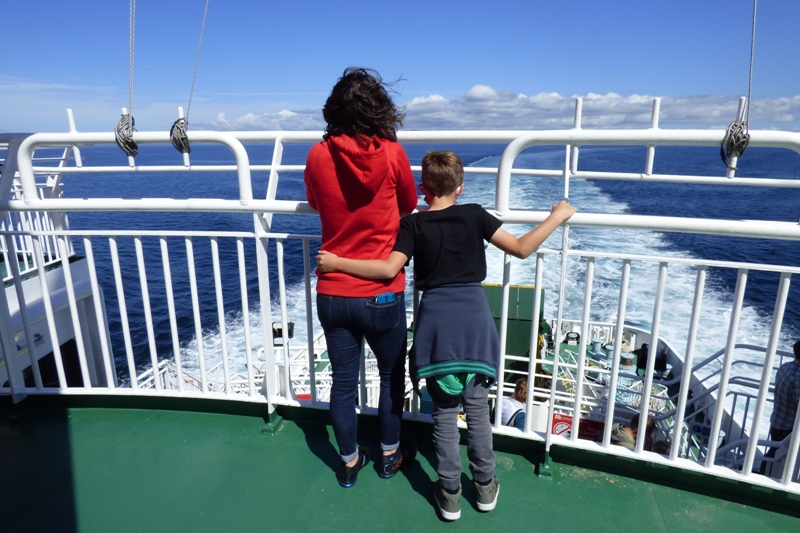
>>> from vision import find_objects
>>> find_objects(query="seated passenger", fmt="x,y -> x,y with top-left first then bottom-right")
611,414 -> 655,450
501,378 -> 528,430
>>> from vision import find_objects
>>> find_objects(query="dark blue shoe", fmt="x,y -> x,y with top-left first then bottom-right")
337,448 -> 370,488
379,442 -> 417,479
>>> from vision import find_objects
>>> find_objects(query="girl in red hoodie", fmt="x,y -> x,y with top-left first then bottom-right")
304,68 -> 418,487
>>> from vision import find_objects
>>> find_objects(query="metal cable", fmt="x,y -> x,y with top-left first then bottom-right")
171,0 -> 210,154
746,0 -> 757,124
187,0 -> 209,121
115,0 -> 138,157
720,0 -> 757,170
128,0 -> 135,118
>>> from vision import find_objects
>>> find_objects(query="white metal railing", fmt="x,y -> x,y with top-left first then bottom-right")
1,143 -> 72,282
2,104 -> 800,494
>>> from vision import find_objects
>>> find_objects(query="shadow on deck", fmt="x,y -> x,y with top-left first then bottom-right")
1,396 -> 798,532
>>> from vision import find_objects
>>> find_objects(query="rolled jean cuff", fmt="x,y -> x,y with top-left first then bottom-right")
341,449 -> 359,463
381,441 -> 400,452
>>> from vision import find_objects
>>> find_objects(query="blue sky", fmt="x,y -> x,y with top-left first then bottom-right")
2,0 -> 800,132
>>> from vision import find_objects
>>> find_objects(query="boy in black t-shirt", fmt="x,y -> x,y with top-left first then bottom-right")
317,150 -> 575,520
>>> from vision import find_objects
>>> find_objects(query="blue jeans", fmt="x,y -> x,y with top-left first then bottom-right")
317,292 -> 407,463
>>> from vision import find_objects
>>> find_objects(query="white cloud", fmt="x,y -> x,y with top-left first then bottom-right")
4,77 -> 800,133
201,109 -> 325,131
192,88 -> 800,132
399,88 -> 800,131
407,94 -> 448,106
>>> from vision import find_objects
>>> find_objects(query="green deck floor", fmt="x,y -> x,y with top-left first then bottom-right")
1,402 -> 798,532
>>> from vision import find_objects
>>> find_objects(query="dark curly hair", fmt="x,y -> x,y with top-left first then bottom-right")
322,67 -> 405,141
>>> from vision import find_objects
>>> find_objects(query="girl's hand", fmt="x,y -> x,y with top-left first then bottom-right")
316,250 -> 339,273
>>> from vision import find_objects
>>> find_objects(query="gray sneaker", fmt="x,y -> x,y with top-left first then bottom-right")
434,482 -> 461,521
475,476 -> 499,512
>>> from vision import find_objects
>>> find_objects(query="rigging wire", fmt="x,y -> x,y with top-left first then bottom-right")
116,0 -> 138,157
721,0 -> 757,170
171,0 -> 210,154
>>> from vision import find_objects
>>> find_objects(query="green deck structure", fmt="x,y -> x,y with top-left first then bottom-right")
2,398 -> 798,532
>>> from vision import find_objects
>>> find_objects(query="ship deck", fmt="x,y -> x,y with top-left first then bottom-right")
2,399 -> 798,532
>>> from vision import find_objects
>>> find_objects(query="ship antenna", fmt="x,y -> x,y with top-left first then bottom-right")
115,0 -> 139,158
721,0 -> 757,174
171,0 -> 211,155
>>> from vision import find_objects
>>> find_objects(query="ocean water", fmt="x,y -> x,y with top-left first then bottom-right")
60,141 -> 800,380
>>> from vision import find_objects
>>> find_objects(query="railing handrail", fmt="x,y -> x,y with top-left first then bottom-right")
5,131 -> 800,244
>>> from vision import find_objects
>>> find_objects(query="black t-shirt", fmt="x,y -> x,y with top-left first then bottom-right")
393,203 -> 502,291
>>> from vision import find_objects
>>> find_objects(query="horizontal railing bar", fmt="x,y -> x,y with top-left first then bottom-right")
17,131 -> 254,204
487,128 -> 800,151
30,164 -> 496,177
495,129 -> 800,213
4,198 -> 800,242
29,164 -> 306,174
1,198 -> 316,213
569,171 -> 800,187
556,250 -> 800,275
31,163 -> 800,189
0,229 -> 322,240
494,243 -> 800,275
27,128 -> 796,147
501,213 -> 800,241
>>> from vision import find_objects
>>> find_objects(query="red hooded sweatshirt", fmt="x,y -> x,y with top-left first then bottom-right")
304,134 -> 418,297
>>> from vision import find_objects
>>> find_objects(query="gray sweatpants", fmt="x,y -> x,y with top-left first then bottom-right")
428,376 -> 496,491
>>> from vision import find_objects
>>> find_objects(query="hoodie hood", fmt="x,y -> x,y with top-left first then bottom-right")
328,134 -> 389,195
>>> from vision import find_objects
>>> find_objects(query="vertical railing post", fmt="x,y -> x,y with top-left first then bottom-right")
635,261 -> 668,453
276,239 -> 293,399
495,253 -> 512,427
4,233 -> 44,390
602,259 -> 631,446
186,237 -> 207,393
263,136 -> 285,228
0,236 -> 29,399
671,266 -> 707,460
706,268 -> 748,464
84,236 -> 116,388
254,217 -> 276,406
570,257 -> 595,442
303,238 -> 317,404
32,235 -> 66,389
109,237 -> 138,388
135,236 -> 160,391
57,235 -> 91,387
743,272 -> 791,475
523,253 -> 545,433
160,235 -> 183,392
237,237 -> 256,397
553,144 -> 572,375
570,98 -> 582,174
725,97 -> 748,178
211,237 -> 232,393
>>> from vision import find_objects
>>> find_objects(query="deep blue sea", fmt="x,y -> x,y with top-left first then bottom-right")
58,141 -> 800,379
